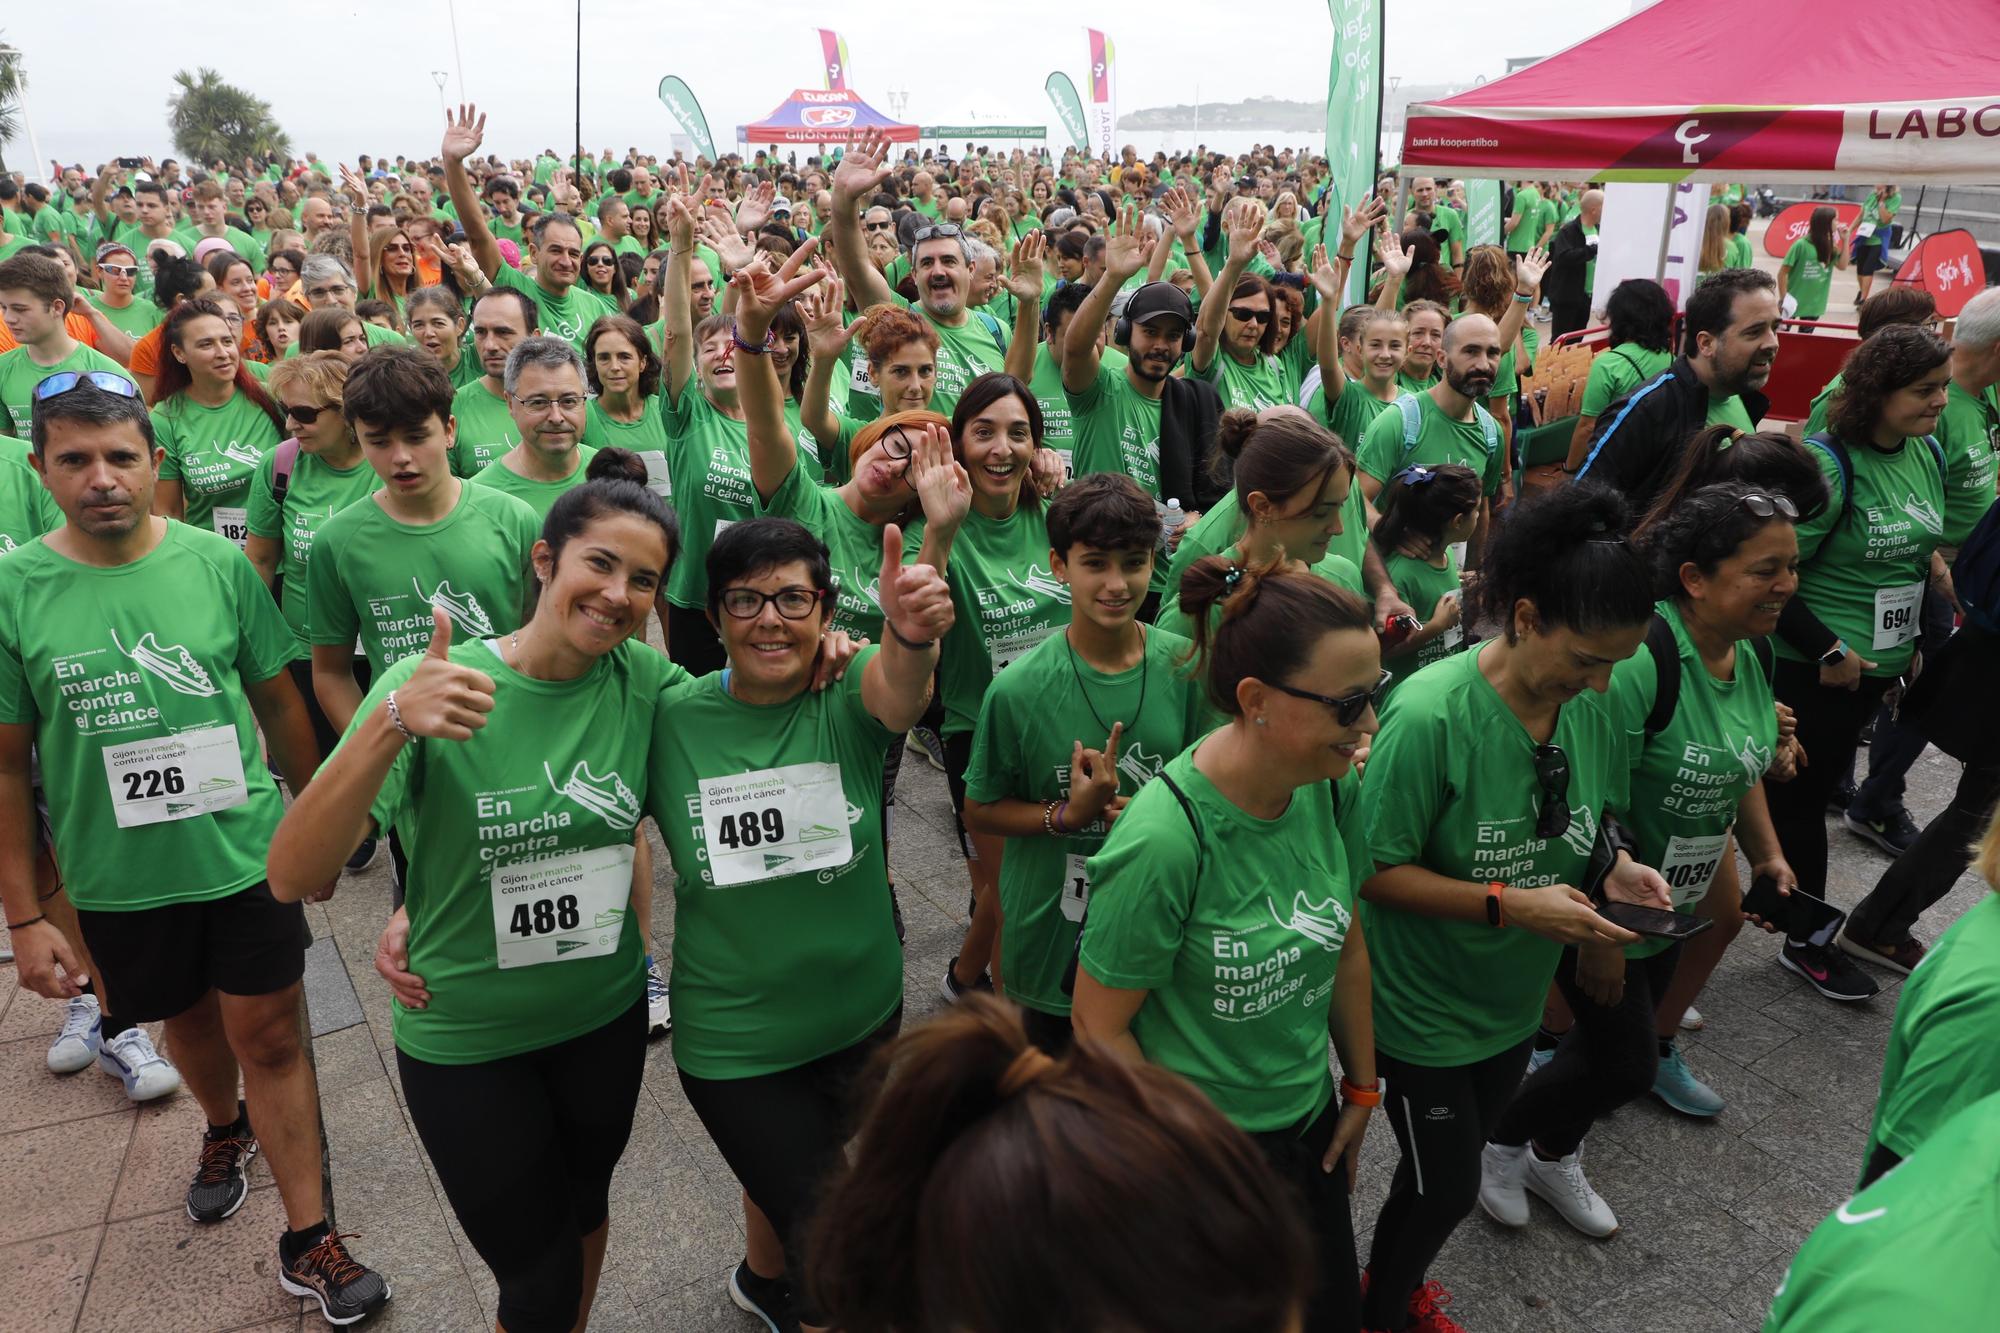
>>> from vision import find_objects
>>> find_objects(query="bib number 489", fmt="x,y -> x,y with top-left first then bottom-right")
711,807 -> 785,850
508,893 -> 581,939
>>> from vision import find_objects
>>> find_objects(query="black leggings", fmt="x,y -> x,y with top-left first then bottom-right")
677,1009 -> 903,1326
1765,658 -> 1893,912
1250,1100 -> 1359,1333
1491,944 -> 1682,1156
1849,759 -> 2000,946
664,601 -> 726,676
1363,1039 -> 1533,1331
397,1000 -> 646,1333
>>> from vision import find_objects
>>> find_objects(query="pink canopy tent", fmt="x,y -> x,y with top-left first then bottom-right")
737,88 -> 919,145
1401,0 -> 2000,183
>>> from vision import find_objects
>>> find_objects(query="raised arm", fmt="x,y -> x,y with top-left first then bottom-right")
861,523 -> 952,732
339,166 -> 374,294
1309,244 -> 1349,405
797,274 -> 855,448
1002,230 -> 1045,383
729,239 -> 828,501
1063,201 -> 1155,394
1372,224 -> 1411,311
661,194 -> 699,400
1192,198 -> 1265,373
1493,247 -> 1549,359
440,105 -> 502,280
826,131 -> 897,310
1164,186 -> 1215,302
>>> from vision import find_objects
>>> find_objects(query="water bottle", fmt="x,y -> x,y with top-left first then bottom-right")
1160,497 -> 1183,552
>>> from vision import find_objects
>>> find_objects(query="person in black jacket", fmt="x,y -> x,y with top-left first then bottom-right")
1544,189 -> 1603,341
1573,268 -> 1778,521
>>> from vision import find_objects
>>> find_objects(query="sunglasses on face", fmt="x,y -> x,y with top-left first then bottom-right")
863,220 -> 894,232
284,401 -> 330,424
34,370 -> 141,402
1228,306 -> 1272,325
1267,669 -> 1392,728
718,586 -> 824,620
1533,743 -> 1572,840
100,263 -> 138,279
587,254 -> 617,266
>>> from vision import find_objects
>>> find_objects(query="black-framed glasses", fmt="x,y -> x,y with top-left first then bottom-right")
718,586 -> 826,620
34,370 -> 140,402
1740,492 -> 1798,519
863,219 -> 894,232
878,426 -> 917,463
1267,670 -> 1391,727
1532,743 -> 1572,840
283,402 -> 330,424
1227,306 -> 1272,325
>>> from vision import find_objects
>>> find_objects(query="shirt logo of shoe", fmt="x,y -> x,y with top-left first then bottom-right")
1269,890 -> 1351,950
1116,738 -> 1165,789
110,629 -> 219,697
417,578 -> 495,637
1558,806 -> 1597,858
544,760 -> 640,830
1010,563 -> 1073,604
218,440 -> 265,469
1733,733 -> 1773,782
846,800 -> 865,825
798,822 -> 840,843
1900,493 -> 1943,535
0,533 -> 16,554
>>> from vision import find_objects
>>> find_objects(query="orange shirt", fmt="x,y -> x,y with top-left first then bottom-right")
0,313 -> 98,353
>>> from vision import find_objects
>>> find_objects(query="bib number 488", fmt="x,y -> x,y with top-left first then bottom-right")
508,894 -> 581,938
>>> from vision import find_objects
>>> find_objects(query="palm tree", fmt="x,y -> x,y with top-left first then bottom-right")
0,36 -> 25,176
168,67 -> 291,166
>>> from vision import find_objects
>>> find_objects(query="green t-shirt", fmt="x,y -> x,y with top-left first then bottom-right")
583,395 -> 672,499
0,342 -> 126,439
1426,204 -> 1465,259
93,295 -> 163,341
1357,392 -> 1505,496
1504,185 -> 1543,253
152,391 -> 284,545
245,446 -> 379,654
1763,1090 -> 2000,1333
1310,377 -> 1395,571
643,654 -> 902,1078
1863,893 -> 2000,1168
1380,550 -> 1465,698
759,464 -> 892,641
449,380 -> 521,478
1604,601 -> 1776,959
1855,191 -> 1901,250
471,446 -> 597,521
1934,378 -> 2000,547
1167,486 -> 1370,610
0,439 -> 61,554
1081,751 -> 1364,1132
1803,374 -> 1841,439
0,523 -> 297,910
916,503 -> 1073,737
1579,344 -> 1672,419
1028,344 -> 1078,470
1777,434 -> 1946,677
963,625 -> 1206,1016
343,638 -> 679,1064
1198,347 -> 1299,413
1068,362 -> 1164,499
1726,232 -> 1755,270
170,225 -> 266,274
1783,238 -> 1838,321
661,378 -> 753,609
306,482 -> 539,676
493,263 -> 616,355
1707,393 -> 1757,434
1360,646 -> 1630,1065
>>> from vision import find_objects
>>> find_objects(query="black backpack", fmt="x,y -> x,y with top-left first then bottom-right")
1641,613 -> 1775,739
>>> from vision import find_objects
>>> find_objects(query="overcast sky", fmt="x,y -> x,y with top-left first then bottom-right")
4,1 -> 1632,169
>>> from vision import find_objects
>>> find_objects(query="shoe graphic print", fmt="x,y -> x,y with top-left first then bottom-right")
544,760 -> 640,830
110,630 -> 218,697
418,578 -> 495,637
1116,738 -> 1165,789
1558,807 -> 1597,858
1269,890 -> 1352,950
218,440 -> 266,470
1733,733 -> 1774,782
1010,563 -> 1073,604
1900,493 -> 1943,534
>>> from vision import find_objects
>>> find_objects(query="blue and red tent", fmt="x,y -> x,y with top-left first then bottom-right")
737,88 -> 919,145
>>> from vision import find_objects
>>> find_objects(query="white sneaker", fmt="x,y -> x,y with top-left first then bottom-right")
1679,1004 -> 1705,1031
1477,1142 -> 1531,1227
48,994 -> 102,1074
645,960 -> 672,1036
1524,1146 -> 1619,1237
97,1026 -> 182,1102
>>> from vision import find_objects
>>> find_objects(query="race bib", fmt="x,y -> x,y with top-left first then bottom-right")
699,761 -> 853,886
1657,832 -> 1729,910
1055,448 -> 1074,478
213,506 -> 249,548
638,450 -> 671,499
988,624 -> 1056,674
1061,852 -> 1090,923
491,843 -> 634,969
1872,581 -> 1922,651
714,517 -> 736,538
1439,590 -> 1464,651
101,725 -> 248,829
1855,222 -> 1875,239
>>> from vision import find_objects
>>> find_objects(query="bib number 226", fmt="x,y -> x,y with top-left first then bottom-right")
120,765 -> 186,802
508,894 -> 581,939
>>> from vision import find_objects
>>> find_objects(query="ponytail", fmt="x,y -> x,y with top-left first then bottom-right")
1181,553 -> 1372,716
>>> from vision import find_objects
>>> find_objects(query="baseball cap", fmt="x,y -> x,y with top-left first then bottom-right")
771,196 -> 792,215
95,241 -> 139,264
1122,281 -> 1194,330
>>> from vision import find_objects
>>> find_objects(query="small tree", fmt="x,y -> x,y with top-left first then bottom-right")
168,67 -> 291,167
0,36 -> 24,176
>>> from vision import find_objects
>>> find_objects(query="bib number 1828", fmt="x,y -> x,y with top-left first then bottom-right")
508,894 -> 581,939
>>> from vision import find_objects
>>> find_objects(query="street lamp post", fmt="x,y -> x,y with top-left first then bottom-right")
0,44 -> 50,186
430,71 -> 450,117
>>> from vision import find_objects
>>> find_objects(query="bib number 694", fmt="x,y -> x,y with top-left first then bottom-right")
508,894 -> 581,938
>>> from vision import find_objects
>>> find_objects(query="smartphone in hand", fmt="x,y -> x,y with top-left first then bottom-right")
1596,901 -> 1714,941
1743,874 -> 1844,947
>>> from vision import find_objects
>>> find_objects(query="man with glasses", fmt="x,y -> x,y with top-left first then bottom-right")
473,337 -> 596,518
0,371 -> 394,1326
298,256 -> 406,351
0,255 -> 127,439
830,132 -> 1037,421
443,105 -> 616,358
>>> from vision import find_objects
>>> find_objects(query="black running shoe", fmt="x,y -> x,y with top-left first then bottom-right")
186,1114 -> 258,1223
728,1259 -> 797,1333
279,1229 -> 392,1326
890,886 -> 907,946
344,837 -> 379,873
1779,938 -> 1879,1002
1842,808 -> 1920,856
939,956 -> 995,1005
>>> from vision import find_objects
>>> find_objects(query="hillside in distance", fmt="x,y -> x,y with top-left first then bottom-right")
1121,95 -> 1324,131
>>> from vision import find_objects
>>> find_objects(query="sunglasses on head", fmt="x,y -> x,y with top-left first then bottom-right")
34,370 -> 140,402
1267,669 -> 1392,727
1739,492 -> 1798,519
1532,743 -> 1572,840
910,223 -> 963,244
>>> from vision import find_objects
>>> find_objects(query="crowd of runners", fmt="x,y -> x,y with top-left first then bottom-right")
2,113 -> 1998,1333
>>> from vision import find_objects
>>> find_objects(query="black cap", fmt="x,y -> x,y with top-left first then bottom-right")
1122,281 -> 1193,329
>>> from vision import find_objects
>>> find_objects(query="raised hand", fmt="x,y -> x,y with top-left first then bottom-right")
1514,245 -> 1551,295
728,236 -> 826,341
1103,200 -> 1155,281
1164,185 -> 1200,242
1378,227 -> 1413,280
442,104 -> 486,163
697,215 -> 756,274
1339,195 -> 1389,250
1257,237 -> 1283,270
1067,721 -> 1124,825
798,275 -> 858,360
390,609 -> 498,742
908,423 -> 973,532
735,179 -> 775,233
1225,197 -> 1267,254
664,193 -> 698,250
338,164 -> 369,208
1309,243 -> 1344,302
1005,229 -> 1046,302
877,522 -> 955,647
831,130 -> 894,206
